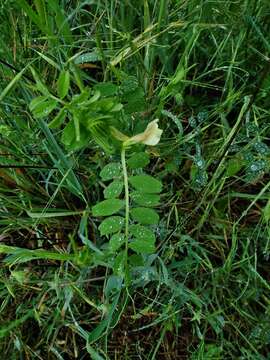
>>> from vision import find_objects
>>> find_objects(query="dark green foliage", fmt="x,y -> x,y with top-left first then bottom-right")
0,0 -> 270,359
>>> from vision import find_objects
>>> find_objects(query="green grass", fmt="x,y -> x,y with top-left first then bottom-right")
1,0 -> 270,359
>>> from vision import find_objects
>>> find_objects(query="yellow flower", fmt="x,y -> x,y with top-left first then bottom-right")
111,119 -> 163,147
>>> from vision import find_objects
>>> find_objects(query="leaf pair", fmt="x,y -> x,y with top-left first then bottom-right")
92,158 -> 163,256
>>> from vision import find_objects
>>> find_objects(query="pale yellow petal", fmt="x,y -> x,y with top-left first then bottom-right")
111,119 -> 162,147
128,119 -> 162,146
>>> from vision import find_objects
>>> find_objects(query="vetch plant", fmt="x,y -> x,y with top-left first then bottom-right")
29,68 -> 149,155
92,120 -> 163,283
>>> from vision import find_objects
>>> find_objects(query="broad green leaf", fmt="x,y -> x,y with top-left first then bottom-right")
29,96 -> 48,112
129,239 -> 155,254
129,175 -> 162,193
113,250 -> 125,275
129,225 -> 155,253
129,224 -> 155,242
129,254 -> 144,266
94,82 -> 118,96
127,152 -> 150,169
30,96 -> 58,118
61,122 -> 89,150
131,191 -> 160,207
130,207 -> 159,224
100,163 -> 122,181
61,120 -> 75,146
93,98 -> 116,112
70,89 -> 90,106
226,158 -> 243,176
111,103 -> 123,112
121,76 -> 138,93
98,216 -> 124,236
123,87 -> 145,114
48,107 -> 66,128
104,180 -> 123,199
88,91 -> 101,105
109,234 -> 125,251
57,69 -> 70,99
92,199 -> 124,217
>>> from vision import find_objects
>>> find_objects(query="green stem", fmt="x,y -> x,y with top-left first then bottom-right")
121,146 -> 129,271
